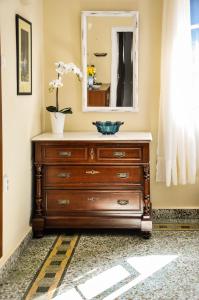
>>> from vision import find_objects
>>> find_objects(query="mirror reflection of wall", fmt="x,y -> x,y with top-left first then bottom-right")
82,12 -> 139,112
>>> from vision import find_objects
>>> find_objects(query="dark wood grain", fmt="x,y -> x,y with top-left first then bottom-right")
32,139 -> 151,237
45,190 -> 143,215
44,165 -> 143,187
88,84 -> 110,107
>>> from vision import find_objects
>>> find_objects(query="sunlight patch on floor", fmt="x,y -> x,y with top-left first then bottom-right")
53,288 -> 83,300
53,255 -> 178,300
78,265 -> 130,299
103,255 -> 178,300
72,269 -> 97,282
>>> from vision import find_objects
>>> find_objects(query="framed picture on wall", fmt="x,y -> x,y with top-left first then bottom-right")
16,14 -> 32,95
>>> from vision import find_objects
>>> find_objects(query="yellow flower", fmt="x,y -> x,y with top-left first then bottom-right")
87,65 -> 96,77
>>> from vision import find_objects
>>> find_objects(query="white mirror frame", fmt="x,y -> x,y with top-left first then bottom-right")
81,11 -> 139,112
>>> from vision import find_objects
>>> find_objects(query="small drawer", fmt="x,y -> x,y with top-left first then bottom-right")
44,165 -> 143,187
45,190 -> 143,215
41,145 -> 88,163
96,144 -> 146,163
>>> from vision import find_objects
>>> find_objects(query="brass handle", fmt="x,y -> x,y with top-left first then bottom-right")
59,151 -> 71,157
57,172 -> 71,178
117,200 -> 129,205
117,172 -> 129,179
57,199 -> 70,205
87,197 -> 98,201
113,151 -> 126,158
85,170 -> 100,175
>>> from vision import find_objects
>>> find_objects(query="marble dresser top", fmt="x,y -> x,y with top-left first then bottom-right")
32,131 -> 152,141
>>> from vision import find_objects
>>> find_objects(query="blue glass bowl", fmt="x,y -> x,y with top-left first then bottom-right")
92,121 -> 124,135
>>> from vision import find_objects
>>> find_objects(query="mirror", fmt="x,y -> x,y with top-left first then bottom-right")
81,11 -> 139,112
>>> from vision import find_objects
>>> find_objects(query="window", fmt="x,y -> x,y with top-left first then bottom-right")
190,0 -> 199,65
190,0 -> 199,103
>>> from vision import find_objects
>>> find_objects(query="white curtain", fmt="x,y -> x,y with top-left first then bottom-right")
156,0 -> 199,186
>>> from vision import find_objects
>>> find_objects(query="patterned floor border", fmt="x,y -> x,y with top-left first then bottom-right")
23,222 -> 199,299
23,234 -> 79,300
153,223 -> 199,231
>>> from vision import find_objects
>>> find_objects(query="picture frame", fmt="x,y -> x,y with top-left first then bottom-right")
16,14 -> 32,95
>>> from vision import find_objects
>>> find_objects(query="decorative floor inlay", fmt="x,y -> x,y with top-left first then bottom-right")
1,220 -> 199,300
56,230 -> 199,300
153,222 -> 199,231
23,234 -> 79,300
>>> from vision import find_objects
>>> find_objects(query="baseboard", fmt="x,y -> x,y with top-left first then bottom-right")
153,209 -> 199,220
0,230 -> 32,283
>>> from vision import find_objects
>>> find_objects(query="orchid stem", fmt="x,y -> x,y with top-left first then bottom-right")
56,74 -> 59,111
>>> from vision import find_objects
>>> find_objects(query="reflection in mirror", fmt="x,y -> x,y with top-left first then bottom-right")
81,11 -> 139,112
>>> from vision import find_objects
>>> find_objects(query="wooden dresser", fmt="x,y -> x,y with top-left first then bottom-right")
32,132 -> 152,238
88,84 -> 110,106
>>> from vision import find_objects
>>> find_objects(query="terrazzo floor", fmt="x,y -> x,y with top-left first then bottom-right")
0,222 -> 199,300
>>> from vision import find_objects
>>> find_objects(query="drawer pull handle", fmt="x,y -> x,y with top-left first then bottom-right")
57,199 -> 70,205
59,151 -> 72,157
117,172 -> 129,179
86,170 -> 100,175
113,151 -> 126,158
57,172 -> 71,178
117,200 -> 129,205
87,197 -> 98,201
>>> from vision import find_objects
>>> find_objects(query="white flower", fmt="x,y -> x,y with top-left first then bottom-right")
54,61 -> 82,79
73,66 -> 83,78
49,62 -> 82,91
64,62 -> 82,77
64,62 -> 75,73
55,61 -> 67,75
49,78 -> 63,89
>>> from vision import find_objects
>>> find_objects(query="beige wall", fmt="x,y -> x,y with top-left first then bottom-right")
44,0 -> 199,209
0,0 -> 43,267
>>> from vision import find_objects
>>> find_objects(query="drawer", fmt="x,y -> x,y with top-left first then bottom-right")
45,190 -> 143,215
40,145 -> 88,162
96,144 -> 147,163
44,165 -> 143,187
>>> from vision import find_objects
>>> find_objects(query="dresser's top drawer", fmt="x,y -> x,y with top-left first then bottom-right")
36,145 -> 89,163
34,142 -> 149,164
45,190 -> 143,215
96,145 -> 144,163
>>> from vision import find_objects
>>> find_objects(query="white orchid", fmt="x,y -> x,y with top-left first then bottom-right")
49,78 -> 63,90
47,61 -> 82,114
56,62 -> 83,79
55,61 -> 67,75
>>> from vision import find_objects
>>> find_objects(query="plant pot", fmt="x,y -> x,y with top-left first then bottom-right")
50,112 -> 65,134
88,76 -> 94,88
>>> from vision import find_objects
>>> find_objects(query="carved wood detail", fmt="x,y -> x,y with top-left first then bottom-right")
35,163 -> 43,217
143,165 -> 151,218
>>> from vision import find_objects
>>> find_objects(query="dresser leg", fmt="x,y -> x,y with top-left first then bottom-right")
32,217 -> 45,238
141,219 -> 152,238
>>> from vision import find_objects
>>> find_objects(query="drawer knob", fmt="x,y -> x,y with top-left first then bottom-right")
57,172 -> 71,178
113,151 -> 126,158
57,199 -> 70,205
117,172 -> 129,179
59,151 -> 72,157
117,200 -> 129,205
86,170 -> 100,175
